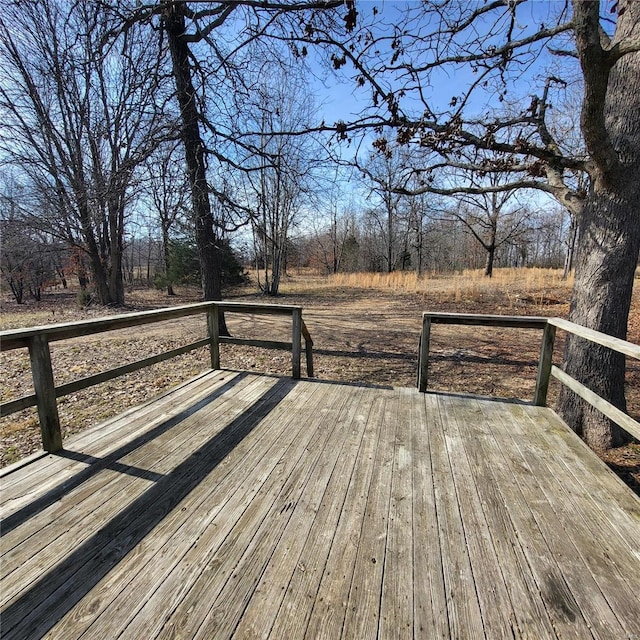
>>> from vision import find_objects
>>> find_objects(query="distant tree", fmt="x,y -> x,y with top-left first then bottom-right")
359,152 -> 405,273
159,237 -> 247,291
164,239 -> 201,289
242,66 -> 326,295
143,144 -> 190,296
0,217 -> 57,303
152,0 -> 354,314
443,174 -> 531,278
313,206 -> 358,275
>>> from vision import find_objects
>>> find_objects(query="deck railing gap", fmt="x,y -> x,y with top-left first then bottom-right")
417,311 -> 640,443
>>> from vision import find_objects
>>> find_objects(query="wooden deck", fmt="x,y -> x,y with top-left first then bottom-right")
1,370 -> 639,640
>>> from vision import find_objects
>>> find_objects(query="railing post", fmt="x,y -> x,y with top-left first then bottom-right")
418,314 -> 431,393
534,322 -> 556,406
207,304 -> 220,370
28,334 -> 62,452
292,308 -> 302,379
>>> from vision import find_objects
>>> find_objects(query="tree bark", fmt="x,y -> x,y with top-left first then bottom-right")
162,224 -> 175,296
108,199 -> 125,306
163,2 -> 228,334
484,244 -> 495,278
557,0 -> 640,450
562,213 -> 578,279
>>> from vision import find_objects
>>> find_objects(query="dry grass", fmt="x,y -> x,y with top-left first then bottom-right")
323,267 -> 572,304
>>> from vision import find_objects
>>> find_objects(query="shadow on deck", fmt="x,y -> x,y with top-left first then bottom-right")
1,370 -> 640,639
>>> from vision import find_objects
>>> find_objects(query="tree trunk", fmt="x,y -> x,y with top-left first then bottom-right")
557,3 -> 640,449
107,200 -> 125,306
332,212 -> 339,274
162,225 -> 175,296
557,182 -> 639,449
484,245 -> 495,277
163,2 -> 228,334
562,213 -> 578,279
387,202 -> 394,273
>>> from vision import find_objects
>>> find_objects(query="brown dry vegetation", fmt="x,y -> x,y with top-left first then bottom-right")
1,267 -> 639,493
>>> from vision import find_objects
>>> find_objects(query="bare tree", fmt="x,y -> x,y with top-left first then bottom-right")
444,175 -> 531,278
240,66 -> 326,295
142,144 -> 190,296
358,150 -> 407,273
314,206 -> 355,275
138,0 -> 352,322
0,1 -> 169,306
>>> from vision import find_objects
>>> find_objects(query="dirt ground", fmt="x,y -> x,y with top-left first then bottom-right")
2,270 -> 639,494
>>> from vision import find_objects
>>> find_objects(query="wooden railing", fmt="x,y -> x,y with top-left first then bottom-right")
417,312 -> 640,442
0,302 -> 314,453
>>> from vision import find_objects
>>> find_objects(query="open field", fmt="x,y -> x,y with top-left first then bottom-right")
1,268 -> 639,492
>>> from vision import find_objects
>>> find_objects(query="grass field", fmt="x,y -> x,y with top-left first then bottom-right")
1,267 -> 638,492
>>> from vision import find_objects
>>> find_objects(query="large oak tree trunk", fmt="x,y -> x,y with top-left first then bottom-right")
557,0 -> 640,450
558,185 -> 639,449
163,2 -> 228,334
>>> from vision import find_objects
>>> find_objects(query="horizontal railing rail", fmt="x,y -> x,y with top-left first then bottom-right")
546,318 -> 640,442
417,312 -> 549,403
0,301 -> 313,453
417,311 -> 640,442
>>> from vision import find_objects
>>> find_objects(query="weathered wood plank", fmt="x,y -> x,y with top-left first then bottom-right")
217,301 -> 304,316
418,316 -> 431,392
0,302 -> 304,350
429,395 -> 486,639
499,401 -> 632,639
379,387 -> 414,639
2,377 -> 640,640
472,398 -> 612,639
0,369 -> 219,495
218,337 -> 291,351
528,406 -> 640,542
534,322 -> 556,406
193,385 -> 359,639
0,303 -> 214,349
549,317 -> 640,360
230,387 -> 368,639
43,378 -> 332,640
0,375 -> 289,639
340,394 -> 398,638
511,405 -> 640,638
447,396 -> 559,639
0,373 -> 258,558
439,396 -> 524,639
411,393 -> 449,639
28,334 -> 62,452
1,375 -> 275,613
425,312 -> 548,329
207,306 -> 220,369
276,391 -> 384,639
291,308 -> 302,380
0,370 -> 236,510
0,393 -> 38,415
149,382 -> 348,640
302,320 -> 314,378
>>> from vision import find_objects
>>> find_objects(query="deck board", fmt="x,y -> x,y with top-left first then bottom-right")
2,370 -> 639,639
